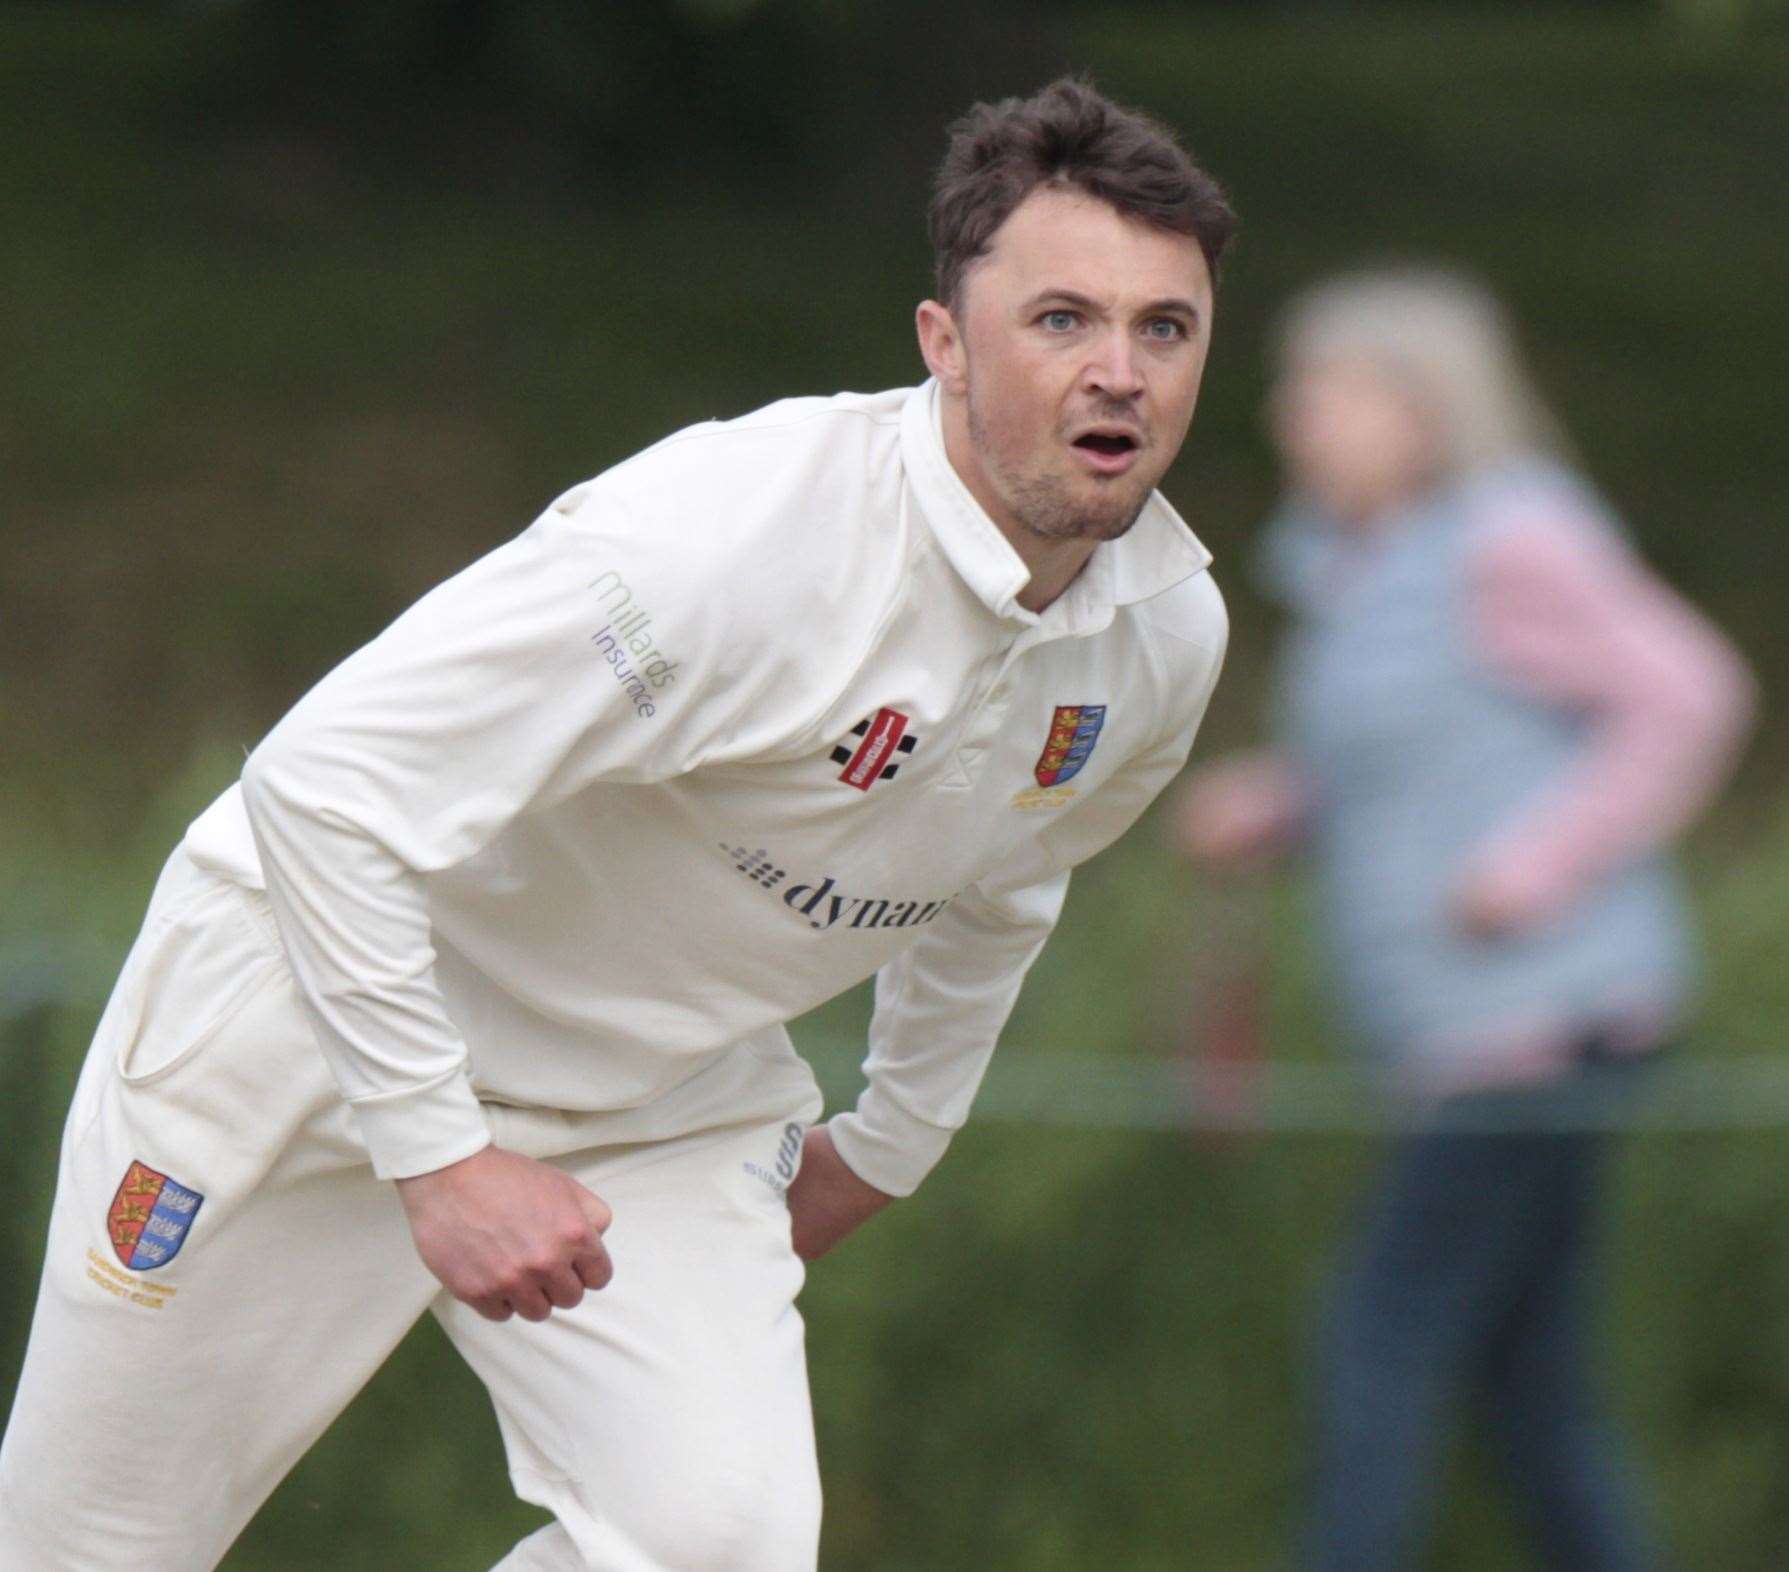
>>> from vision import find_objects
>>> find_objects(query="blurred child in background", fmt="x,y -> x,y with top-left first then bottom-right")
1175,268 -> 1754,1570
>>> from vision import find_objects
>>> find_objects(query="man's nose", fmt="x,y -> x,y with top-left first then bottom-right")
1084,329 -> 1143,399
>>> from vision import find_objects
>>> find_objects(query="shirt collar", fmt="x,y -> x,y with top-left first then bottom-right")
899,380 -> 1214,631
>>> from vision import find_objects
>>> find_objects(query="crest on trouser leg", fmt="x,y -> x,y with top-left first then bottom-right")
107,1158 -> 204,1271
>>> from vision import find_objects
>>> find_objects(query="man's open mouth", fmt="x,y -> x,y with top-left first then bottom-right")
1072,432 -> 1139,457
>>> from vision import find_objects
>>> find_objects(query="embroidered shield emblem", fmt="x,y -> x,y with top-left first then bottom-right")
107,1159 -> 204,1272
1034,704 -> 1107,787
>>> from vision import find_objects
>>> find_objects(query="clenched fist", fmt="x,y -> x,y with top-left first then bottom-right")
396,1145 -> 614,1322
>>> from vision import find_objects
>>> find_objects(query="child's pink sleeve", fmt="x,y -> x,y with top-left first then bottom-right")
1461,510 -> 1757,918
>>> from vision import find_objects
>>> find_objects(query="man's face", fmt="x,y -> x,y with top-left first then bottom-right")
927,185 -> 1215,547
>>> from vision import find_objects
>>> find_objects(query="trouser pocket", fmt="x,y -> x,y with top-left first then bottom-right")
64,848 -> 355,1238
113,863 -> 285,1087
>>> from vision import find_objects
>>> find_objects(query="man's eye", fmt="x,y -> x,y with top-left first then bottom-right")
1144,318 -> 1186,341
1040,310 -> 1079,332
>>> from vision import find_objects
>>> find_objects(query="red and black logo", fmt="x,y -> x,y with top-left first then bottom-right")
831,708 -> 918,791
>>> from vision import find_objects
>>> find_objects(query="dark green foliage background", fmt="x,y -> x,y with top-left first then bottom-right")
2,3 -> 1785,1566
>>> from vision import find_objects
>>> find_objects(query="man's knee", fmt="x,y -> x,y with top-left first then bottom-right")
489,1521 -> 582,1571
528,1451 -> 820,1572
686,1459 -> 821,1572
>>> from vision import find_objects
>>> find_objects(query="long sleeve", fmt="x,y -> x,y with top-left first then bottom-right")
830,623 -> 1226,1197
1458,509 -> 1758,919
241,486 -> 804,1179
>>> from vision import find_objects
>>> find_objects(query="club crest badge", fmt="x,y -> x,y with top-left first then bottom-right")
107,1159 -> 203,1272
831,707 -> 918,791
1034,704 -> 1107,787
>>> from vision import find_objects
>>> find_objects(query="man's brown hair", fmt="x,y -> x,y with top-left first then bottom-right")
929,78 -> 1236,313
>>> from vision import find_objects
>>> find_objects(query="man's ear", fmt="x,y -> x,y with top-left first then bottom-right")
915,299 -> 968,394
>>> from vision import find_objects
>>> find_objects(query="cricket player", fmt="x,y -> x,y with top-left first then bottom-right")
0,78 -> 1235,1570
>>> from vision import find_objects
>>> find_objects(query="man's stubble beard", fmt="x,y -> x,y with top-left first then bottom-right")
968,396 -> 1152,545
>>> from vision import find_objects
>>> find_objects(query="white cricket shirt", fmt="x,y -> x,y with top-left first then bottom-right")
183,382 -> 1227,1194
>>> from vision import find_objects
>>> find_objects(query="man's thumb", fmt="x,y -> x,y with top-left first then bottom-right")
576,1186 -> 613,1236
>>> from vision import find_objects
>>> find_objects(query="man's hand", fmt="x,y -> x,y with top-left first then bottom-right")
785,1125 -> 893,1262
395,1145 -> 614,1322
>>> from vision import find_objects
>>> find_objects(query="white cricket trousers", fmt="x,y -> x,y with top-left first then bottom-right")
0,849 -> 825,1571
